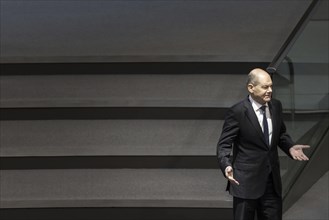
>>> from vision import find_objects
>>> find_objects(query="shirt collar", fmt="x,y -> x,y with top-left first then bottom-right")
249,95 -> 267,111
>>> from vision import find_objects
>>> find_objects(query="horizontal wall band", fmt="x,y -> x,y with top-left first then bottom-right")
1,107 -> 326,120
0,62 -> 269,75
0,207 -> 233,220
0,156 -> 219,170
0,107 -> 228,120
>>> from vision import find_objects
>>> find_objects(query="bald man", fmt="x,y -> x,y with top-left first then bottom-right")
217,68 -> 309,220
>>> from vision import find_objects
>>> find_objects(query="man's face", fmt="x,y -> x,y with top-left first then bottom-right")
248,73 -> 273,104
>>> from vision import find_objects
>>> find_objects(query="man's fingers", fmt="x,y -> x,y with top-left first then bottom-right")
301,154 -> 309,160
293,154 -> 309,161
225,166 -> 239,185
298,145 -> 311,149
297,156 -> 303,161
225,167 -> 233,177
228,176 -> 239,185
291,144 -> 310,161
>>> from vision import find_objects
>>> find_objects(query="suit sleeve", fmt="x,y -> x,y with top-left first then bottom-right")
217,107 -> 240,177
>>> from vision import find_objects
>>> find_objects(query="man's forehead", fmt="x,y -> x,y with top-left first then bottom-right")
259,81 -> 272,86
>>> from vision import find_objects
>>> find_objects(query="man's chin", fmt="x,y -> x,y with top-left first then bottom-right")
264,97 -> 271,102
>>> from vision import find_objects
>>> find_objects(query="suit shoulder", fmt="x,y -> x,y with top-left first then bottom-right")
230,99 -> 246,110
270,98 -> 283,107
225,100 -> 246,118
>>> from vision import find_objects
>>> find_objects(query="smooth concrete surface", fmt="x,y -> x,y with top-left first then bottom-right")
283,171 -> 329,220
0,169 -> 232,209
0,119 -> 316,157
0,119 -> 222,156
0,1 -> 311,63
0,74 -> 246,108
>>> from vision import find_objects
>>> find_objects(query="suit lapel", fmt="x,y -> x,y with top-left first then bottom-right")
268,101 -> 277,148
243,99 -> 265,142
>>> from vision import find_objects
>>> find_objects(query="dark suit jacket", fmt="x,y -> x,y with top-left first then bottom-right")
217,97 -> 294,199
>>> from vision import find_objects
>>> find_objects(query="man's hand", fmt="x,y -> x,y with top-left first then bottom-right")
289,145 -> 310,161
225,166 -> 239,185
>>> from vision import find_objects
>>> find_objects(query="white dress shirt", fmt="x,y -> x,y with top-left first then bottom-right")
249,96 -> 272,145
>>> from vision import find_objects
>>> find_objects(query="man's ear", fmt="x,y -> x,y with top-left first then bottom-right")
247,84 -> 254,94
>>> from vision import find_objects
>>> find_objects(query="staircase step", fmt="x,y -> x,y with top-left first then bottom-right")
0,120 -> 223,157
0,74 -> 246,108
0,169 -> 232,209
0,119 -> 316,158
0,156 -> 219,169
0,107 -> 228,120
0,207 -> 233,220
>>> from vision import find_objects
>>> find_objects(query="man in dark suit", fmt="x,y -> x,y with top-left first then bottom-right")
217,68 -> 310,220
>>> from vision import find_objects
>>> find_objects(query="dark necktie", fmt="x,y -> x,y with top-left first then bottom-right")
260,105 -> 269,146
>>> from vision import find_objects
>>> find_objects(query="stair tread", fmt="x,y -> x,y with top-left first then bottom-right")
0,169 -> 232,208
1,120 -> 222,157
1,120 -> 316,157
0,74 -> 246,108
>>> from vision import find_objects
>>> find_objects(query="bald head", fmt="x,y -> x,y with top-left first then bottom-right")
247,68 -> 271,86
247,68 -> 273,104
